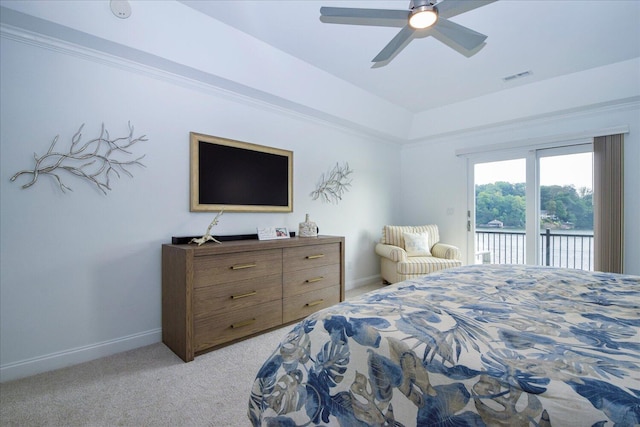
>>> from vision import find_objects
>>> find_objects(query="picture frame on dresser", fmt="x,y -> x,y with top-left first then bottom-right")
257,227 -> 290,240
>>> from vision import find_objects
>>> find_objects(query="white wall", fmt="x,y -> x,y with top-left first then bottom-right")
0,34 -> 401,381
401,100 -> 640,274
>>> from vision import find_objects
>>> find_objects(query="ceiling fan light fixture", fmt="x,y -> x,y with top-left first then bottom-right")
409,6 -> 438,29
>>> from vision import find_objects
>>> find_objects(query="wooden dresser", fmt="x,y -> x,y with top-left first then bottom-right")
162,235 -> 344,362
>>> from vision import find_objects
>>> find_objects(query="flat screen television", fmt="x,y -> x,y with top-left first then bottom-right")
190,132 -> 293,212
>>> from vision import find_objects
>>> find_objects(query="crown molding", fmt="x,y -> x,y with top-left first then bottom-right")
0,19 -> 402,147
407,96 -> 640,148
454,124 -> 630,158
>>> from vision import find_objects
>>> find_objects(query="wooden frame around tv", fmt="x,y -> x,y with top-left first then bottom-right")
190,132 -> 293,212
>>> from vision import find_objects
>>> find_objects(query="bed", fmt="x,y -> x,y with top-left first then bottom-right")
248,264 -> 640,426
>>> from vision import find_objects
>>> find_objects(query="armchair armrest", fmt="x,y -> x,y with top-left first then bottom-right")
375,243 -> 407,262
431,243 -> 461,260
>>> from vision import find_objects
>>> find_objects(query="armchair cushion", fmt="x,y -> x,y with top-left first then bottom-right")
395,256 -> 463,276
403,232 -> 432,256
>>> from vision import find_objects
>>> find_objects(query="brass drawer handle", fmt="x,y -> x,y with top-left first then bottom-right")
231,291 -> 257,299
231,318 -> 256,329
305,299 -> 324,307
306,254 -> 325,259
231,263 -> 257,270
305,276 -> 324,283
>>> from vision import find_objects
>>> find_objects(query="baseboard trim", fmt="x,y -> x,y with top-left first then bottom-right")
0,328 -> 162,383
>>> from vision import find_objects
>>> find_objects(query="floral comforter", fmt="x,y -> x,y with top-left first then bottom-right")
248,264 -> 640,426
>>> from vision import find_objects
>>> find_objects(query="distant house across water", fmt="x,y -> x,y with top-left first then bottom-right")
486,219 -> 504,228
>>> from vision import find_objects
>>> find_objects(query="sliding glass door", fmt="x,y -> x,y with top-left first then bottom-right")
469,144 -> 593,270
538,148 -> 594,270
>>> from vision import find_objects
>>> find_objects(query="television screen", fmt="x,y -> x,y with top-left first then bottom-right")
190,133 -> 293,212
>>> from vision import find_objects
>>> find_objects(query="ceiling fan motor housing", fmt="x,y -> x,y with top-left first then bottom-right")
410,0 -> 437,10
408,0 -> 439,29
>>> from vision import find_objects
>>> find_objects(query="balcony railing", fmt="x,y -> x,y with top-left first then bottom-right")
475,229 -> 594,271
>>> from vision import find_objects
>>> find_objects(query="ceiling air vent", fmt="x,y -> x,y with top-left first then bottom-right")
502,70 -> 533,82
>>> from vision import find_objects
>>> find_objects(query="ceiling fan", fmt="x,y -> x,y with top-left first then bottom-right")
320,0 -> 496,64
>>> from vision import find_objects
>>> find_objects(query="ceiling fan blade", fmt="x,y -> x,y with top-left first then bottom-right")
435,0 -> 497,19
372,26 -> 415,63
432,18 -> 487,51
320,7 -> 408,21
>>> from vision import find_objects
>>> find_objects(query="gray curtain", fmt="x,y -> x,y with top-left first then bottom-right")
593,134 -> 624,273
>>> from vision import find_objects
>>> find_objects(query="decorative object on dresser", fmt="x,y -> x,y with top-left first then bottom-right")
189,210 -> 224,246
190,132 -> 293,213
10,122 -> 146,194
310,162 -> 353,204
298,214 -> 318,237
257,227 -> 290,241
162,235 -> 345,362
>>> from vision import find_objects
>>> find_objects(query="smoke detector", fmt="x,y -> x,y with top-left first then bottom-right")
110,0 -> 131,19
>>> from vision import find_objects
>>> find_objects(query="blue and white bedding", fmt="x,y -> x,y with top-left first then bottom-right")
248,264 -> 640,426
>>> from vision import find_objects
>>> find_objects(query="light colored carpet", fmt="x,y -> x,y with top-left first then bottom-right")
0,326 -> 291,427
0,284 -> 383,426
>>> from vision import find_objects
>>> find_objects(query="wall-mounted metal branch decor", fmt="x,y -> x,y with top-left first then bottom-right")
10,122 -> 147,195
310,162 -> 353,204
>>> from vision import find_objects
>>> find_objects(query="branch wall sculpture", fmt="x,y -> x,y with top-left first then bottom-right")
10,122 -> 147,194
310,162 -> 353,204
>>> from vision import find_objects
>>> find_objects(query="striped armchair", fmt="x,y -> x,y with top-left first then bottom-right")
375,224 -> 462,284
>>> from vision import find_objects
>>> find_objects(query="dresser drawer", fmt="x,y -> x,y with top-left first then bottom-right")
283,264 -> 340,298
283,285 -> 340,323
283,243 -> 340,272
193,249 -> 282,288
194,274 -> 282,320
194,300 -> 282,352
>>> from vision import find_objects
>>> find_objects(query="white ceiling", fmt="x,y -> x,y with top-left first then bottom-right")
179,0 -> 640,114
